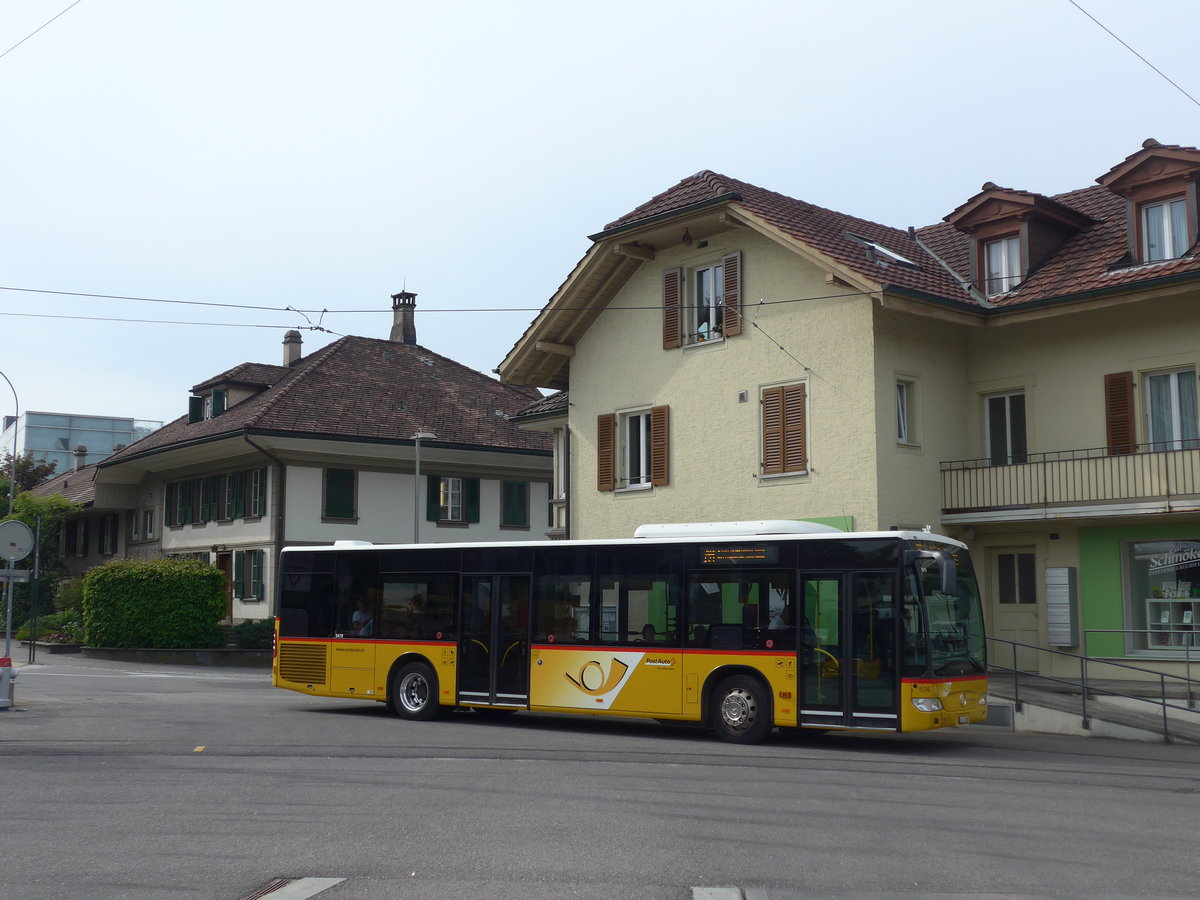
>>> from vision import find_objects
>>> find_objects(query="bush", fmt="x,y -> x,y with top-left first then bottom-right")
54,576 -> 85,613
16,608 -> 84,644
232,618 -> 274,649
83,558 -> 227,649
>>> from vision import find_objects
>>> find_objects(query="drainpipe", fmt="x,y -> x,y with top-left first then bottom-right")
243,433 -> 286,613
563,424 -> 571,540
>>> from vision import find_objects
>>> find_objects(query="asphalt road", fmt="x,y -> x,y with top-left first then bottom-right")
2,654 -> 1198,900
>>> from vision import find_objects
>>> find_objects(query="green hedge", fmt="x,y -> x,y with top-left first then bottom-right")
232,618 -> 274,649
83,558 -> 228,649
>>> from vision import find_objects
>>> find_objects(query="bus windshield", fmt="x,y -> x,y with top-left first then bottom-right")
919,549 -> 987,676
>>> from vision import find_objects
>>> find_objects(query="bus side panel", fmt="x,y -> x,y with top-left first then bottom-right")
529,647 -> 683,715
376,642 -> 459,707
274,638 -> 332,695
900,677 -> 989,731
684,651 -> 799,728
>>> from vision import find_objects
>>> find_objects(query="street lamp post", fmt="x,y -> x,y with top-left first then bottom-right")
411,431 -> 436,543
1,369 -> 19,709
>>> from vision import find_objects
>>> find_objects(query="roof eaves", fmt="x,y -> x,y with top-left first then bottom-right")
587,193 -> 740,242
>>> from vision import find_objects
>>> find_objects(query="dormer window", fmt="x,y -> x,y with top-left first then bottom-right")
188,389 -> 228,423
1142,196 -> 1189,261
983,236 -> 1021,296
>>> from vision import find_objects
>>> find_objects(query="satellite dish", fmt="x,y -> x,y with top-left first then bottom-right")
0,519 -> 34,562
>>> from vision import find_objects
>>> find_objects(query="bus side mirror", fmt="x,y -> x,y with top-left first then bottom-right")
906,549 -> 956,595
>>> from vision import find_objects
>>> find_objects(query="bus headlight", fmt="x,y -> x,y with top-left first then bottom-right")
912,697 -> 943,712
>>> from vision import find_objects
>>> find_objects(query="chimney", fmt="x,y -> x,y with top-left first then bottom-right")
390,291 -> 418,345
283,329 -> 303,365
74,445 -> 87,470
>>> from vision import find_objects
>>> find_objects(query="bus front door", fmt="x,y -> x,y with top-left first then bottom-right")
458,575 -> 530,708
799,573 -> 899,731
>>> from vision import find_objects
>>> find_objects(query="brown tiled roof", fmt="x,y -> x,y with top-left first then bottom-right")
603,171 -> 973,303
192,362 -> 292,392
605,155 -> 1200,312
103,336 -> 551,463
29,464 -> 97,505
514,390 -> 568,419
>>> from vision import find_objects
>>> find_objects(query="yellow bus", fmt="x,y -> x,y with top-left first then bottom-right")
272,521 -> 987,743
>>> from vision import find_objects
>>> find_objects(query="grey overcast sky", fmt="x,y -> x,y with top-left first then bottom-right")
2,0 -> 1197,433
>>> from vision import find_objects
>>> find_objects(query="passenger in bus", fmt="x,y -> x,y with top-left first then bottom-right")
554,616 -> 577,643
640,623 -> 657,643
351,599 -> 373,637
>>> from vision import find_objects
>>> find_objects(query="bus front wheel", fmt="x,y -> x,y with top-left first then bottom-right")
390,661 -> 441,721
711,675 -> 771,744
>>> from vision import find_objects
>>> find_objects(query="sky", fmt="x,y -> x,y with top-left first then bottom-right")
1,0 -> 1197,434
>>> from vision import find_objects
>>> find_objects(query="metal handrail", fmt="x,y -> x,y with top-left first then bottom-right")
1082,629 -> 1195,710
986,634 -> 1200,743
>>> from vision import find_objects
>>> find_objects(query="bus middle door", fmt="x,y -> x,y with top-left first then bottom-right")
458,575 -> 530,709
799,572 -> 899,730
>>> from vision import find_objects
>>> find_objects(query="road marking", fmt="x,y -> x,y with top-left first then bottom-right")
194,746 -> 205,753
692,889 -> 745,900
248,878 -> 345,899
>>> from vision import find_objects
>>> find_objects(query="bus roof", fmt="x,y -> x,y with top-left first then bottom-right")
284,523 -> 966,554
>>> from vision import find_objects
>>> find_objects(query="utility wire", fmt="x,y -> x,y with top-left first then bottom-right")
1067,0 -> 1200,109
0,0 -> 86,61
0,309 -> 341,334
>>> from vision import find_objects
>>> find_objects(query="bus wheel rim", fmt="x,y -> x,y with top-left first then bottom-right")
721,688 -> 755,732
399,672 -> 429,712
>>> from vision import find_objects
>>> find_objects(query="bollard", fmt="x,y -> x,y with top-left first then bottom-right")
0,656 -> 15,709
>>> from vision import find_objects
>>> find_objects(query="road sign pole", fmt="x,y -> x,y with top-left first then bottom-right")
1,563 -> 13,709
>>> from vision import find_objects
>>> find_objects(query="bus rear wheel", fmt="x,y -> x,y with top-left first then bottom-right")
390,661 -> 441,721
711,675 -> 771,744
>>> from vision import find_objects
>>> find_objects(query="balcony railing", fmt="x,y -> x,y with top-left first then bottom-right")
941,440 -> 1200,515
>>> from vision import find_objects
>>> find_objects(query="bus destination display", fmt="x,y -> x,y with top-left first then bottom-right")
700,545 -> 779,565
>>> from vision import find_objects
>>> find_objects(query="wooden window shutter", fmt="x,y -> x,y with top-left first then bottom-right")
762,384 -> 808,474
722,251 -> 743,336
253,550 -> 264,600
212,389 -> 227,416
597,414 -> 616,492
650,405 -> 670,486
426,476 -> 440,521
662,267 -> 683,350
233,470 -> 246,519
466,478 -> 481,523
188,396 -> 203,423
233,550 -> 244,599
782,383 -> 808,472
1104,371 -> 1136,455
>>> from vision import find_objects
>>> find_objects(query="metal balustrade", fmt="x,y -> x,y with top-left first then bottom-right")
987,632 -> 1200,743
942,441 -> 1200,514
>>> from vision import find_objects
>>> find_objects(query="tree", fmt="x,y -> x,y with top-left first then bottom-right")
0,451 -> 58,509
2,492 -> 83,631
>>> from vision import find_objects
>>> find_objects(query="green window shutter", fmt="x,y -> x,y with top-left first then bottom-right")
181,480 -> 194,524
212,389 -> 227,416
256,467 -> 267,517
252,550 -> 264,600
205,475 -> 219,521
233,550 -> 244,599
233,470 -> 246,518
188,396 -> 203,423
466,478 -> 481,523
325,468 -> 356,518
165,483 -> 177,526
502,481 -> 528,527
426,475 -> 440,521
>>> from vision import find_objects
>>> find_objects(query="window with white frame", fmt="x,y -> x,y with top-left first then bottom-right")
621,410 -> 652,489
1146,368 -> 1198,451
143,509 -> 154,540
440,476 -> 463,521
983,236 -> 1021,296
1142,197 -> 1189,262
896,378 -> 918,445
984,390 -> 1027,466
128,510 -> 140,542
690,262 -> 724,344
